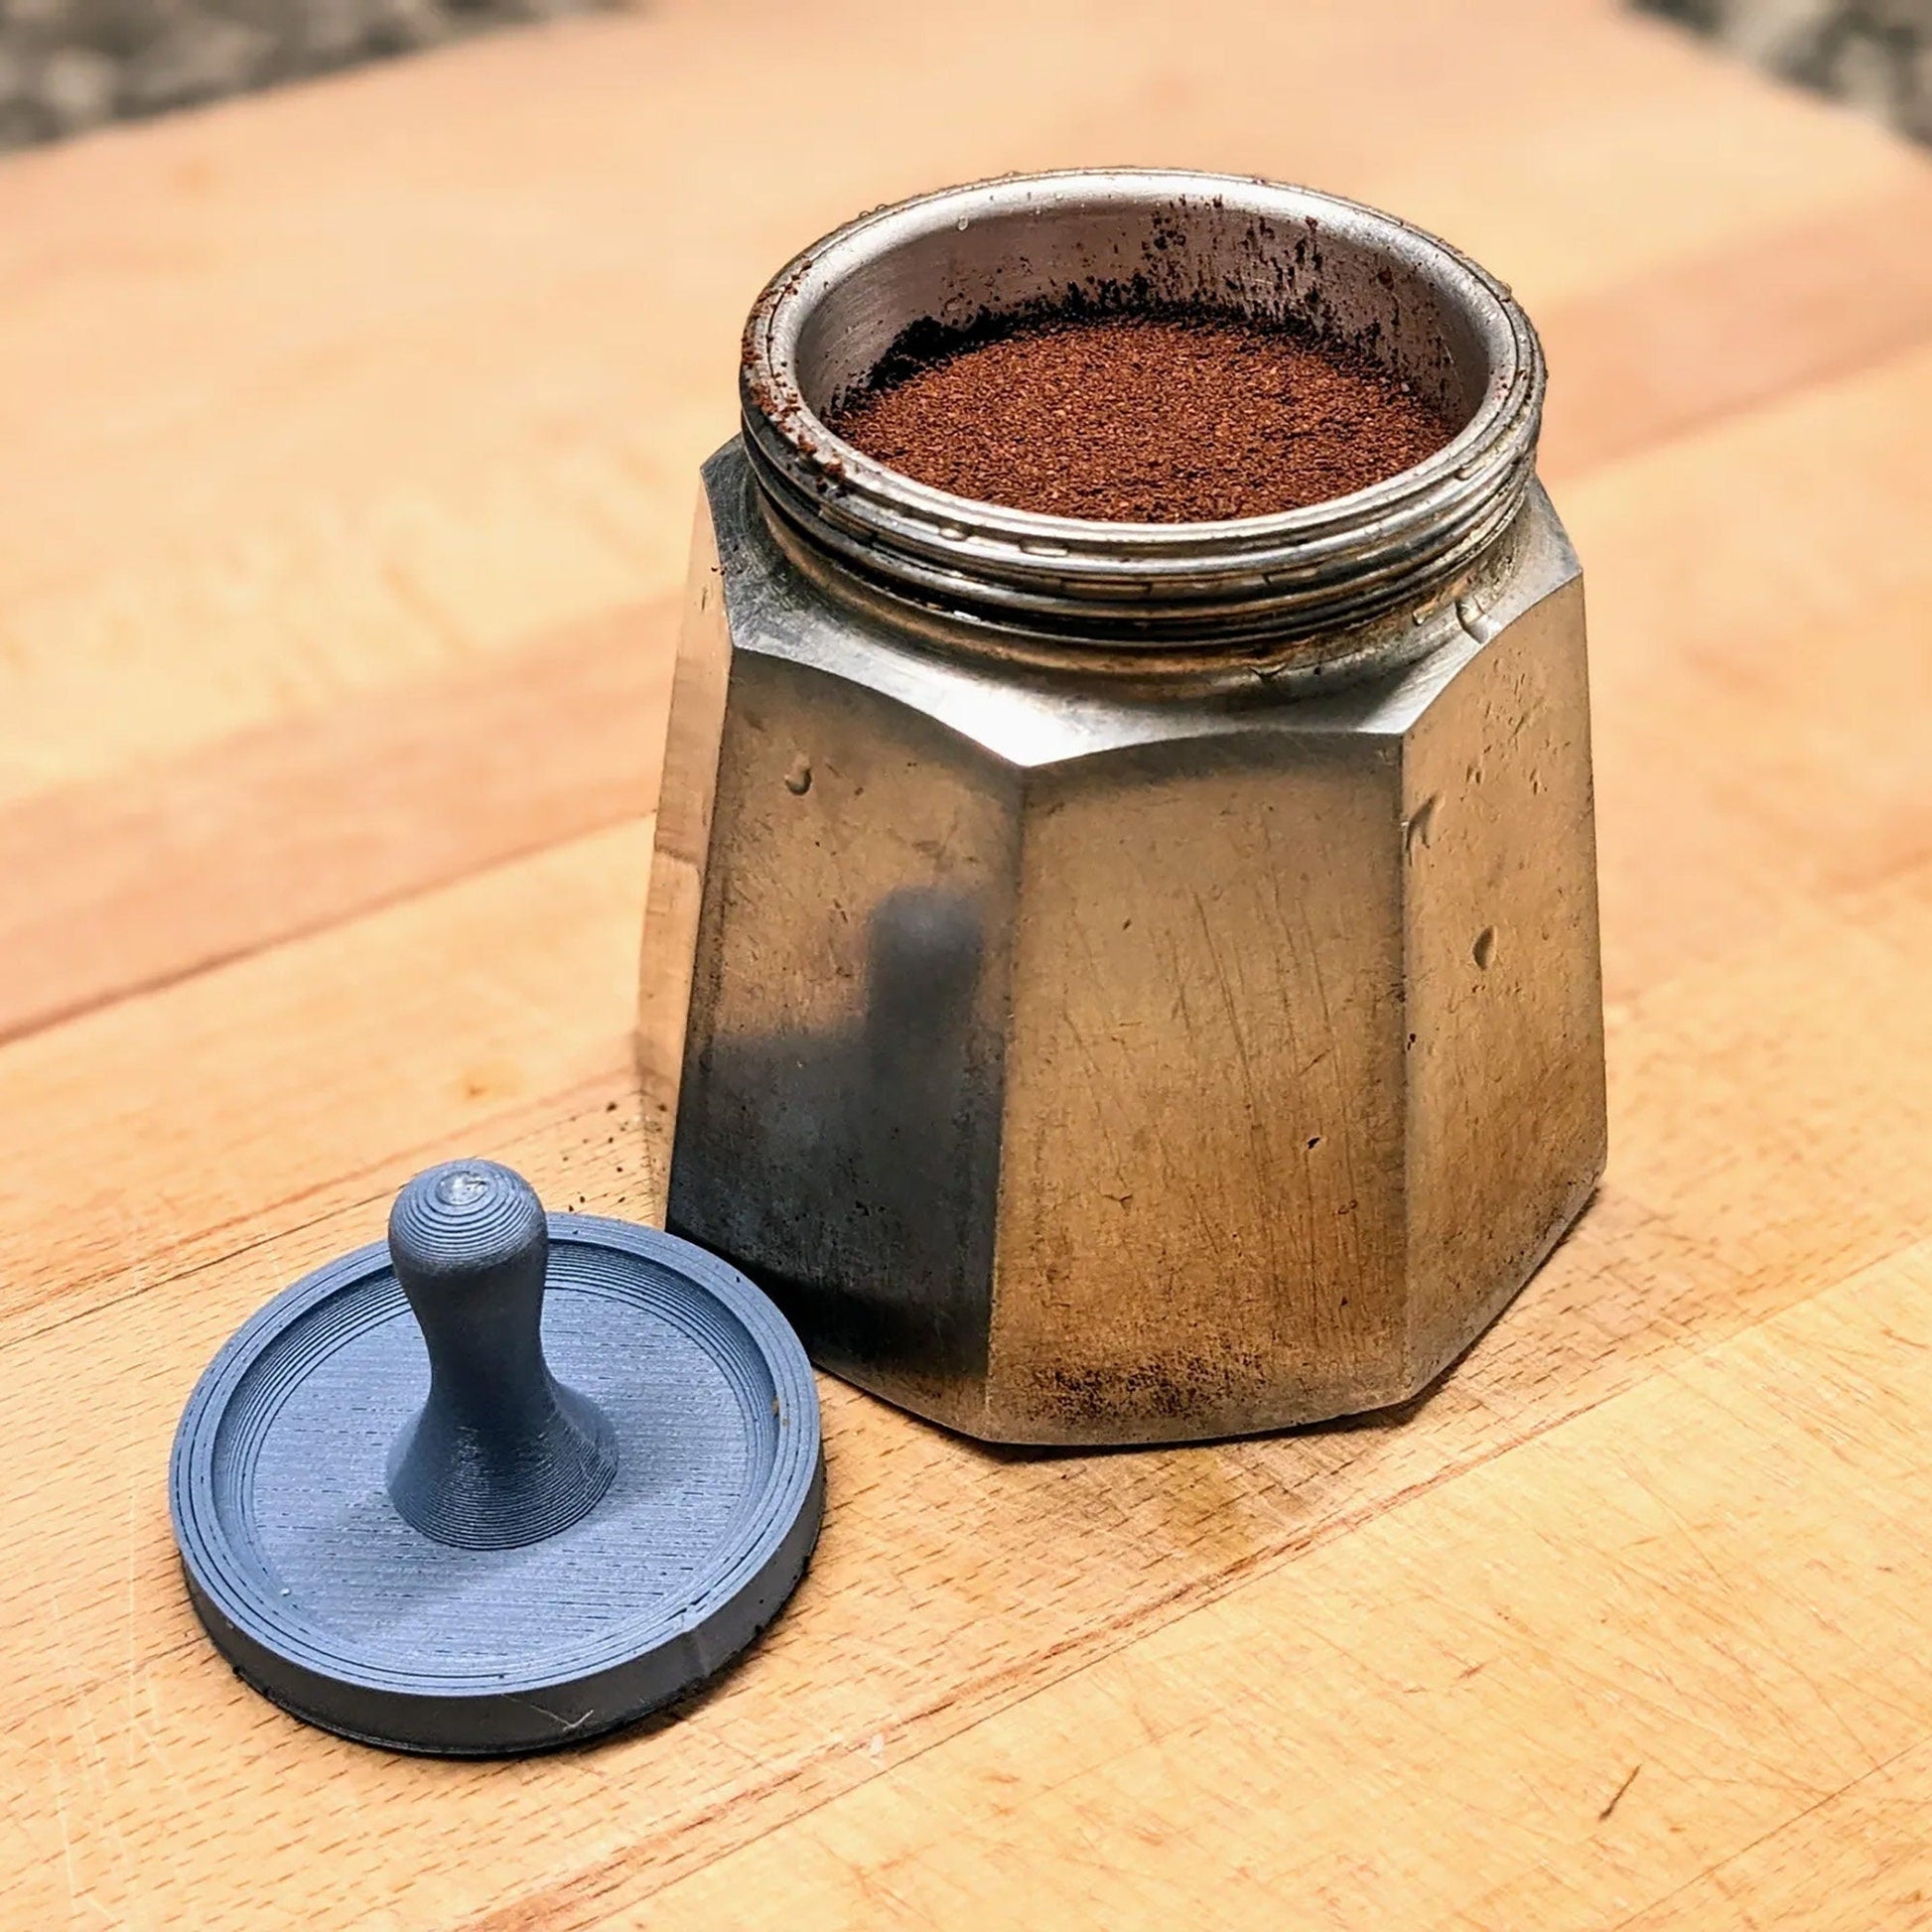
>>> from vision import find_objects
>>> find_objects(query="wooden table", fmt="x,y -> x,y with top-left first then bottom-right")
4,1 -> 1932,1923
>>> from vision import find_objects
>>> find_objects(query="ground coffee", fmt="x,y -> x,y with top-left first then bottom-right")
829,312 -> 1457,523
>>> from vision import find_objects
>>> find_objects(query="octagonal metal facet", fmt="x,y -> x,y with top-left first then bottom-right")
641,444 -> 1605,1445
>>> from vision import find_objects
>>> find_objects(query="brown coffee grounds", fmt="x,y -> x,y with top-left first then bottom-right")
828,312 -> 1457,523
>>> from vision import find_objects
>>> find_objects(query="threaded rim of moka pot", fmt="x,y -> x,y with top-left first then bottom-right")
742,169 -> 1544,682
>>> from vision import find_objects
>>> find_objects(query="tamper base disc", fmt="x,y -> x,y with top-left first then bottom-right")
171,1215 -> 823,1755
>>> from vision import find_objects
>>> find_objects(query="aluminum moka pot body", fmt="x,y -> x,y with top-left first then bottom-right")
643,173 -> 1606,1446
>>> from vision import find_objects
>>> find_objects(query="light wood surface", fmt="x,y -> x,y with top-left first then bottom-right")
4,1 -> 1931,1925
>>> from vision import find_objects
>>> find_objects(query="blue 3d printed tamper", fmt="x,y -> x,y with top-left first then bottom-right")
170,1160 -> 824,1754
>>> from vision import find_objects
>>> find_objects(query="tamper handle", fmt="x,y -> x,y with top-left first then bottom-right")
385,1161 -> 617,1549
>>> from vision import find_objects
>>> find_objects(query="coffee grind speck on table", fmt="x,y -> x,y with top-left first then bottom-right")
828,312 -> 1458,524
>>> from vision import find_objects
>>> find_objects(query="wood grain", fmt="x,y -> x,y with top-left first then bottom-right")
0,0 -> 1918,799
0,825 -> 652,1339
635,1237 -> 1932,1931
1537,177 -> 1932,478
6,195 -> 1929,1052
4,858 -> 1928,1927
4,0 -> 1932,1926
0,602 -> 673,1044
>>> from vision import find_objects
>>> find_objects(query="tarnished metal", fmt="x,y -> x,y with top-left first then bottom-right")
643,171 -> 1606,1445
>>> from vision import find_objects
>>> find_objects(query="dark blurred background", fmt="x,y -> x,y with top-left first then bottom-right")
1638,0 -> 1932,140
0,0 -> 623,147
2,0 -> 1930,153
